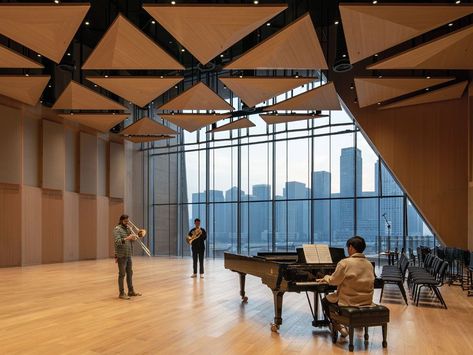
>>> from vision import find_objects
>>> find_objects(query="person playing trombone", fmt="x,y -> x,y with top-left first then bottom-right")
187,218 -> 207,278
114,214 -> 142,299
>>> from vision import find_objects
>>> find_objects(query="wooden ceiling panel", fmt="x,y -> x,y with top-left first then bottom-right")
159,82 -> 233,111
0,44 -> 43,69
0,75 -> 50,106
208,118 -> 255,133
380,81 -> 468,110
82,14 -> 183,70
267,82 -> 340,111
53,81 -> 127,110
260,113 -> 328,125
122,135 -> 175,143
368,25 -> 473,70
219,77 -> 315,107
59,113 -> 129,133
225,14 -> 327,70
144,4 -> 287,64
86,76 -> 183,108
121,117 -> 178,135
0,4 -> 90,63
355,77 -> 455,108
340,4 -> 473,63
160,113 -> 230,132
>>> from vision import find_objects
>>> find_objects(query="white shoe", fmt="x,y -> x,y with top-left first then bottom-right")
200,274 -> 204,278
191,274 -> 197,278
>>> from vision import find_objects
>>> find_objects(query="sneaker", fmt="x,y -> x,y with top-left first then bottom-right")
119,293 -> 130,300
191,274 -> 197,278
200,274 -> 204,278
128,291 -> 142,297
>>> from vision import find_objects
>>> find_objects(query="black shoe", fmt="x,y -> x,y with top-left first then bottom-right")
128,291 -> 142,297
119,293 -> 130,300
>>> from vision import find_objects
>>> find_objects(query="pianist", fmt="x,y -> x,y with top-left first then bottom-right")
317,236 -> 375,337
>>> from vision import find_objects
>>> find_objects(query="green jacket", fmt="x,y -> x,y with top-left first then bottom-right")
114,224 -> 133,257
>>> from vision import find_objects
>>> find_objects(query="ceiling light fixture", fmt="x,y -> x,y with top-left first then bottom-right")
85,21 -> 90,26
377,102 -> 381,105
220,54 -> 224,58
448,23 -> 453,27
67,52 -> 71,56
25,74 -> 29,77
455,1 -> 461,4
37,54 -> 41,57
48,84 -> 52,88
426,76 -> 431,79
181,48 -> 185,52
151,20 -> 156,24
266,22 -> 271,26
374,53 -> 379,57
334,20 -> 339,25
254,0 -> 259,4
342,54 -> 346,58
171,1 -> 176,5
373,1 -> 378,4
54,0 -> 59,3
104,75 -> 109,78
94,84 -> 98,87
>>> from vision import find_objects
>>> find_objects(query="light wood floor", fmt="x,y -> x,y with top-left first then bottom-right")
1,257 -> 472,354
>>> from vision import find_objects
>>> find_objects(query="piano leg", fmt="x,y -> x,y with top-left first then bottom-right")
270,290 -> 285,332
238,272 -> 248,303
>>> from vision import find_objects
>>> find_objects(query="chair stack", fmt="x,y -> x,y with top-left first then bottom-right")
407,253 -> 448,309
379,253 -> 409,305
467,252 -> 473,297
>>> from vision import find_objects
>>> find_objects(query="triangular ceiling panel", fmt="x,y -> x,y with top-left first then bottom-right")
208,118 -> 255,133
160,113 -> 230,132
121,117 -> 178,135
340,4 -> 473,63
0,4 -> 90,63
260,113 -> 328,125
59,113 -> 129,133
82,14 -> 183,70
355,77 -> 454,108
122,135 -> 175,143
225,14 -> 327,70
267,82 -> 341,111
52,81 -> 127,110
144,4 -> 287,64
159,82 -> 233,111
380,81 -> 468,110
219,77 -> 315,107
0,44 -> 43,69
0,75 -> 50,106
87,76 -> 183,108
368,25 -> 473,70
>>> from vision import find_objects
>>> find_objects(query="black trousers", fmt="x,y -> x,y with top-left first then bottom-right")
321,296 -> 339,324
117,256 -> 134,294
192,248 -> 205,274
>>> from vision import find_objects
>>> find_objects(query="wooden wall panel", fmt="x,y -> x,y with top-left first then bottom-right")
0,104 -> 21,184
22,116 -> 40,187
109,142 -> 124,198
42,120 -> 65,190
97,138 -> 107,196
0,184 -> 21,266
21,186 -> 42,265
63,191 -> 79,262
79,194 -> 97,260
65,127 -> 78,192
96,196 -> 109,259
80,132 -> 98,195
334,72 -> 468,248
109,199 -> 124,257
41,190 -> 64,264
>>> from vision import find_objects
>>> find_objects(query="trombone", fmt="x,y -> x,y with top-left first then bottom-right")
128,220 -> 151,257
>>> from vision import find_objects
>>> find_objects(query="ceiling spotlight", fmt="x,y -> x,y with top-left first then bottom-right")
448,23 -> 453,27
171,1 -> 176,5
378,75 -> 383,78
160,75 -> 164,78
104,75 -> 109,78
85,21 -> 90,26
350,84 -> 354,90
254,0 -> 259,4
426,76 -> 431,79
342,54 -> 346,58
334,20 -> 339,25
54,0 -> 59,3
25,73 -> 29,77
426,88 -> 430,91
151,20 -> 156,24
40,100 -> 43,104
112,112 -> 116,115
174,85 -> 178,88
455,0 -> 461,4
377,102 -> 381,105
67,52 -> 71,56
239,75 -> 243,78
94,84 -> 98,87
37,54 -> 41,57
48,84 -> 52,88
181,48 -> 185,52
266,22 -> 271,26
223,85 -> 227,89
374,53 -> 379,57
372,0 -> 378,4
220,54 -> 224,58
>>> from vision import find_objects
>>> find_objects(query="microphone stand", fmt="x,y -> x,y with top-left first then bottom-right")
382,214 -> 392,265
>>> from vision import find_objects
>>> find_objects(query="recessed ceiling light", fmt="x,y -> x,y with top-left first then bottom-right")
174,85 -> 178,88
372,1 -> 378,4
67,52 -> 71,56
220,54 -> 224,58
448,23 -> 453,27
377,102 -> 381,105
160,75 -> 164,78
48,84 -> 52,88
350,85 -> 354,90
239,75 -> 243,78
374,53 -> 379,57
426,88 -> 430,91
181,48 -> 185,52
25,74 -> 29,77
455,0 -> 461,4
151,20 -> 156,24
85,21 -> 90,26
426,76 -> 431,79
266,22 -> 271,26
37,54 -> 41,57
104,75 -> 108,78
223,85 -> 227,89
171,1 -> 176,5
342,54 -> 346,58
378,75 -> 383,78
334,20 -> 339,25
94,84 -> 98,87
254,0 -> 259,4
54,0 -> 59,3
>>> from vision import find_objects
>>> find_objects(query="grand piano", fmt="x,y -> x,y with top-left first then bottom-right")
224,248 -> 345,332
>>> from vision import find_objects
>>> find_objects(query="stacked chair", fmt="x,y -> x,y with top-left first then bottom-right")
379,253 -> 409,305
467,252 -> 473,297
407,253 -> 448,309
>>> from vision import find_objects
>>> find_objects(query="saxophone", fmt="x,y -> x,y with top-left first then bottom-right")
186,227 -> 202,245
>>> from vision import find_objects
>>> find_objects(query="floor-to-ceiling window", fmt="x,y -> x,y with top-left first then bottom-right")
147,80 -> 439,259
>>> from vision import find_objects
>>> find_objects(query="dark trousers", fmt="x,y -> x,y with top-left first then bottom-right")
117,256 -> 134,294
321,296 -> 339,324
192,248 -> 205,274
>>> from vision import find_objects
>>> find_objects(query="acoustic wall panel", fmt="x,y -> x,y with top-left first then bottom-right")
22,116 -> 40,187
65,128 -> 78,192
63,191 -> 79,262
21,186 -> 42,266
79,194 -> 97,260
96,196 -> 110,259
97,139 -> 107,196
80,132 -> 98,195
0,184 -> 21,267
42,120 -> 65,190
0,104 -> 21,184
109,142 -> 125,199
41,190 -> 64,264
109,199 -> 124,257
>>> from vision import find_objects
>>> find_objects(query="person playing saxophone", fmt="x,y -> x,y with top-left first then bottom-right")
187,218 -> 207,278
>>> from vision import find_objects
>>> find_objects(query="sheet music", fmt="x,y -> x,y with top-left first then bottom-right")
315,244 -> 333,263
302,244 -> 333,264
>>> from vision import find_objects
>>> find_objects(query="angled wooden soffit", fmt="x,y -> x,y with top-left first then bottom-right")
267,82 -> 341,111
159,82 -> 233,111
0,44 -> 43,69
52,81 -> 127,110
219,77 -> 315,107
260,113 -> 328,125
0,75 -> 50,106
208,118 -> 255,133
368,25 -> 473,70
225,14 -> 327,70
82,14 -> 183,70
0,3 -> 90,63
122,135 -> 175,143
59,113 -> 129,133
160,113 -> 230,132
144,4 -> 287,64
355,77 -> 455,108
121,117 -> 178,135
340,4 -> 473,63
87,76 -> 183,108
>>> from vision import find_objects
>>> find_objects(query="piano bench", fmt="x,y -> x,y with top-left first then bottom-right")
331,304 -> 390,352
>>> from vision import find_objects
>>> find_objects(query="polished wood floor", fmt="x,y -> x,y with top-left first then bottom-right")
1,257 -> 472,354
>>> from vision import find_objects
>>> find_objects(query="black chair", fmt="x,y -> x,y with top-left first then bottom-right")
380,254 -> 409,305
468,252 -> 473,297
412,260 -> 448,309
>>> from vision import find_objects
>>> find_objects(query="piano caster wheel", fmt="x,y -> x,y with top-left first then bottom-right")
349,344 -> 354,352
242,296 -> 248,303
270,323 -> 280,332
